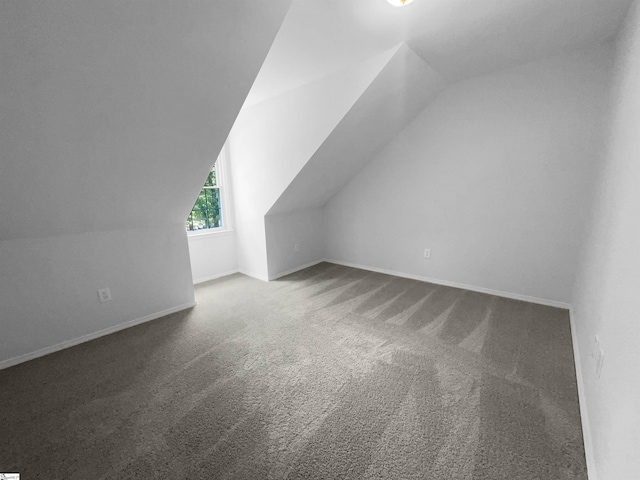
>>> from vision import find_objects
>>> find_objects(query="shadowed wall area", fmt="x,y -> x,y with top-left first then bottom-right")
0,263 -> 586,479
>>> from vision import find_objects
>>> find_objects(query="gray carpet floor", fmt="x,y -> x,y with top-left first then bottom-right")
0,262 -> 587,479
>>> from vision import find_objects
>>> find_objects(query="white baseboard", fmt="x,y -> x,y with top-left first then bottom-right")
239,269 -> 270,282
324,259 -> 571,309
0,301 -> 197,371
193,269 -> 239,285
569,308 -> 597,480
268,259 -> 325,281
239,261 -> 324,282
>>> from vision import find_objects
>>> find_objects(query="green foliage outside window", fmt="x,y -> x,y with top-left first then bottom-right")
204,168 -> 217,187
186,163 -> 222,231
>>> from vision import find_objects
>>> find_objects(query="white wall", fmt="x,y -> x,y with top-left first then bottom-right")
325,45 -> 614,305
265,209 -> 324,279
228,49 -> 396,280
187,231 -> 238,284
571,1 -> 640,477
0,1 -> 290,367
262,44 -> 445,279
0,225 -> 194,367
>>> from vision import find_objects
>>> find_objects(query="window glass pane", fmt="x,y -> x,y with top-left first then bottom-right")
207,188 -> 221,228
203,165 -> 217,187
192,191 -> 207,230
186,162 -> 222,232
186,187 -> 221,231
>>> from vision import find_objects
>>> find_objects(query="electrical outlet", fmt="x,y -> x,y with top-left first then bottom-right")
294,243 -> 300,252
423,248 -> 431,259
98,288 -> 112,303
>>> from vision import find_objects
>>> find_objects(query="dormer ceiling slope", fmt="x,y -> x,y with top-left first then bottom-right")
248,0 -> 632,104
228,46 -> 400,218
0,0 -> 292,241
267,43 -> 445,216
238,0 -> 632,218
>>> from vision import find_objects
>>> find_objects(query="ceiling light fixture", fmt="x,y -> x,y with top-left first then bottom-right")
387,0 -> 415,6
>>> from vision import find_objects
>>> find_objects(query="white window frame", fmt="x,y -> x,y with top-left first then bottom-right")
187,144 -> 233,237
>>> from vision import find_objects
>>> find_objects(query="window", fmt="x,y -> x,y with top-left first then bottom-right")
186,159 -> 224,232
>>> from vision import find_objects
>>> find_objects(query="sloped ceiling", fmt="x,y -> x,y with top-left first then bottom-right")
0,0 -> 292,241
267,43 -> 445,215
247,0 -> 632,104
405,0 -> 632,81
241,0 -> 631,219
228,47 -> 398,278
229,46 -> 398,218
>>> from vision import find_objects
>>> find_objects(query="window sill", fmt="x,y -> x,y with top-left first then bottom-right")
187,228 -> 235,240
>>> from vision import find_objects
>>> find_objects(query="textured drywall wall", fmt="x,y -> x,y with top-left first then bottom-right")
229,49 -> 396,279
0,225 -> 194,365
265,209 -> 325,279
263,44 -> 445,279
0,0 -> 290,365
571,1 -> 640,477
187,231 -> 238,284
325,45 -> 613,304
